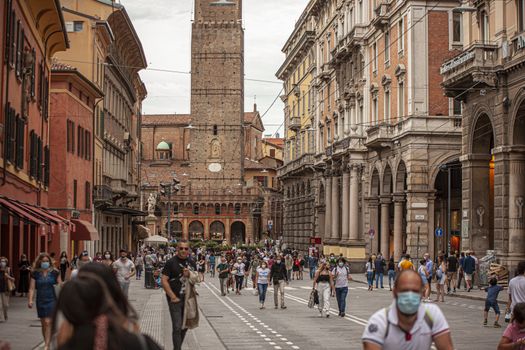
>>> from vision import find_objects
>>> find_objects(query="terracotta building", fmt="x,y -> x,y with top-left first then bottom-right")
54,0 -> 148,255
0,0 -> 70,267
441,0 -> 525,270
48,62 -> 103,256
278,0 -> 466,267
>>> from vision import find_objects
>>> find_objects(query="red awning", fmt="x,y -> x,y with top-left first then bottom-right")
71,219 -> 99,241
0,197 -> 47,226
18,203 -> 67,225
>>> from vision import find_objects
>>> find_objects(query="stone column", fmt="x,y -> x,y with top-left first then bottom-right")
324,173 -> 332,242
509,150 -> 525,256
393,195 -> 405,260
380,196 -> 391,256
349,165 -> 360,241
342,166 -> 350,241
225,218 -> 231,243
350,101 -> 357,134
344,106 -> 350,136
368,198 -> 379,254
331,173 -> 340,241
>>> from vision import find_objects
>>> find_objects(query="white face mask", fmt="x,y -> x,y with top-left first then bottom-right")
105,255 -> 111,259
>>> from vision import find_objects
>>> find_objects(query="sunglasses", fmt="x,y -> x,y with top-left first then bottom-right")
179,247 -> 189,251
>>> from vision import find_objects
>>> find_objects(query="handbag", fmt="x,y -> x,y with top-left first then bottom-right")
308,289 -> 319,308
6,278 -> 15,292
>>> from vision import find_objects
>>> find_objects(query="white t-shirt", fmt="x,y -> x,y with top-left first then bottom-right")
509,275 -> 525,310
256,267 -> 270,284
112,258 -> 135,284
362,301 -> 450,350
233,262 -> 245,276
333,266 -> 350,288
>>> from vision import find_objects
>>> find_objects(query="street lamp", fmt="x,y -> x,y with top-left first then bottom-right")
160,177 -> 181,241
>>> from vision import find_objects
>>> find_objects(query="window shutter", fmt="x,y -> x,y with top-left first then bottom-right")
36,136 -> 42,181
29,130 -> 35,177
9,12 -> 16,67
15,115 -> 24,169
30,48 -> 36,98
71,121 -> 75,154
15,20 -> 22,78
5,103 -> 15,163
44,146 -> 49,186
4,1 -> 12,62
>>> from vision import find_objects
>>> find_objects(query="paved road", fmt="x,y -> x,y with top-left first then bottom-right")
196,275 -> 504,350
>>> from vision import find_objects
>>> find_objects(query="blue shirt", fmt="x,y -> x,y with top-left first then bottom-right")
426,259 -> 433,277
486,285 -> 503,302
209,255 -> 216,264
463,256 -> 476,274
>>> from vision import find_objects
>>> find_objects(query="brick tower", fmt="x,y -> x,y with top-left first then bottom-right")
189,0 -> 244,188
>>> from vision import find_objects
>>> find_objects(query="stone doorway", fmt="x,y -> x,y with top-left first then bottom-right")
231,221 -> 246,245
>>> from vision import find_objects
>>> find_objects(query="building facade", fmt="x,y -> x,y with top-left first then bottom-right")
279,0 -> 466,267
55,0 -> 148,255
0,1 -> 70,268
441,0 -> 525,270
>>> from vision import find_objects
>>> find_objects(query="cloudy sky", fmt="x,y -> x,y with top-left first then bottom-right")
122,0 -> 309,137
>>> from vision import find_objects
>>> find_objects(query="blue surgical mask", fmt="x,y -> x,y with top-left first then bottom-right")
41,262 -> 50,270
396,291 -> 421,315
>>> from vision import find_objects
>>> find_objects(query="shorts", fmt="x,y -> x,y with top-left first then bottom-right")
465,273 -> 473,281
446,271 -> 456,279
485,300 -> 500,314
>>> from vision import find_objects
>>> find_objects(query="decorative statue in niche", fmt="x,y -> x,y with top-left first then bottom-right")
516,196 -> 524,220
210,139 -> 221,159
147,193 -> 156,215
476,205 -> 485,227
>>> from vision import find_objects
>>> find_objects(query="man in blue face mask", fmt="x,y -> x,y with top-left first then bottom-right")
361,269 -> 454,350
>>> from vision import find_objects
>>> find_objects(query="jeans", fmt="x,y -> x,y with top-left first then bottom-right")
136,267 -> 143,279
168,300 -> 187,350
258,283 -> 268,304
367,271 -> 374,286
219,277 -> 227,295
335,287 -> 348,314
210,264 -> 215,277
388,270 -> 395,287
287,269 -> 292,281
317,282 -> 331,314
309,266 -> 317,280
0,293 -> 9,320
273,280 -> 286,307
375,272 -> 384,288
235,275 -> 244,291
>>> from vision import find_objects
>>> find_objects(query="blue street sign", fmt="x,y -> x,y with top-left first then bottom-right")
435,227 -> 443,237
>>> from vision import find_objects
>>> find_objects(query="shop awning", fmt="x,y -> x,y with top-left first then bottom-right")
18,203 -> 68,225
136,225 -> 150,239
104,207 -> 147,216
71,219 -> 99,241
0,197 -> 47,226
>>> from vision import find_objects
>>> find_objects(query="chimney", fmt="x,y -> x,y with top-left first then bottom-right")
253,103 -> 257,112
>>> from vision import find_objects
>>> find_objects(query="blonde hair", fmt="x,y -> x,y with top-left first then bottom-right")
33,252 -> 55,272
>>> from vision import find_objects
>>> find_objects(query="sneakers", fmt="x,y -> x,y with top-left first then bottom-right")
340,312 -> 345,317
274,305 -> 278,309
494,322 -> 501,328
483,319 -> 488,326
281,305 -> 287,309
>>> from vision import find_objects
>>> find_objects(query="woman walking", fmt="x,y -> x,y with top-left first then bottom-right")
59,252 -> 69,281
313,262 -> 334,318
28,253 -> 61,350
197,254 -> 206,282
256,261 -> 270,309
233,257 -> 245,295
18,254 -> 30,297
101,251 -> 114,267
387,256 -> 396,291
435,255 -> 447,302
134,253 -> 144,280
365,257 -> 374,291
418,259 -> 431,302
0,257 -> 15,321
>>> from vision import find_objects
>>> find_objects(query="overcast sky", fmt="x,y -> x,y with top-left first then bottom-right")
122,0 -> 309,137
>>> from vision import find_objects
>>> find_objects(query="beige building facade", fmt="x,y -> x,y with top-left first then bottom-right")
441,0 -> 525,270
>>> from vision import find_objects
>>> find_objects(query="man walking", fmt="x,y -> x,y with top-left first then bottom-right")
216,256 -> 229,296
375,253 -> 385,289
446,251 -> 458,294
112,249 -> 135,298
161,240 -> 198,350
463,250 -> 476,292
424,253 -> 433,297
362,269 -> 454,350
507,261 -> 525,315
270,255 -> 288,309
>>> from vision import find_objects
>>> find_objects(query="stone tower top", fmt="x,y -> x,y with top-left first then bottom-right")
194,0 -> 242,22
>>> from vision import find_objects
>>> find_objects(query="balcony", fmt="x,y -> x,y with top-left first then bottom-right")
289,117 -> 301,131
441,41 -> 500,99
371,2 -> 389,29
364,122 -> 395,149
110,179 -> 128,195
93,184 -> 113,203
277,153 -> 315,178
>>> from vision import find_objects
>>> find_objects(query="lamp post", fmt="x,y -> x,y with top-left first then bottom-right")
160,177 -> 181,240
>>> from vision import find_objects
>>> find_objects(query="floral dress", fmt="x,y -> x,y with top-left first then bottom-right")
32,270 -> 59,318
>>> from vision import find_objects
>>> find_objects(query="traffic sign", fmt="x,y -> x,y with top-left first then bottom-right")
268,220 -> 273,226
435,227 -> 443,237
369,228 -> 375,238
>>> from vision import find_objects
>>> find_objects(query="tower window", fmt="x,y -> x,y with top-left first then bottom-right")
234,203 -> 241,215
213,125 -> 218,136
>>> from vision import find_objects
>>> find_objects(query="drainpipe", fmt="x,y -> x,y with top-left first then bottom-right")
2,0 -> 13,186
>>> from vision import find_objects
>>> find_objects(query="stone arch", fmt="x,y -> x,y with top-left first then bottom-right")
210,221 -> 225,240
231,221 -> 246,244
511,91 -> 525,145
470,110 -> 495,154
319,182 -> 325,205
370,167 -> 380,197
382,164 -> 393,195
189,220 -> 204,240
429,153 -> 461,189
394,160 -> 407,193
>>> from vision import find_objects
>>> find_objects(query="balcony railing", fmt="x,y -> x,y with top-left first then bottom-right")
365,122 -> 395,148
441,41 -> 500,96
371,2 -> 389,29
110,179 -> 128,195
278,153 -> 315,178
289,117 -> 301,130
93,184 -> 113,202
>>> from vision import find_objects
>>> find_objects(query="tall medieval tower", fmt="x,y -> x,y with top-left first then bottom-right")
189,0 -> 245,188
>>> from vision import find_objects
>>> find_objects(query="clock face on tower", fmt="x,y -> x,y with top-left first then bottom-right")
210,0 -> 235,5
208,163 -> 222,173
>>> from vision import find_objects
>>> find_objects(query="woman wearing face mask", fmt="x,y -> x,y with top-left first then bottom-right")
18,254 -> 31,297
256,261 -> 270,309
101,251 -> 114,267
134,253 -> 144,280
29,253 -> 62,350
233,257 -> 245,295
0,257 -> 15,321
313,262 -> 335,318
59,252 -> 69,282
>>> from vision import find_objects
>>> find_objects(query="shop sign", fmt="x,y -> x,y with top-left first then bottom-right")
440,51 -> 475,74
